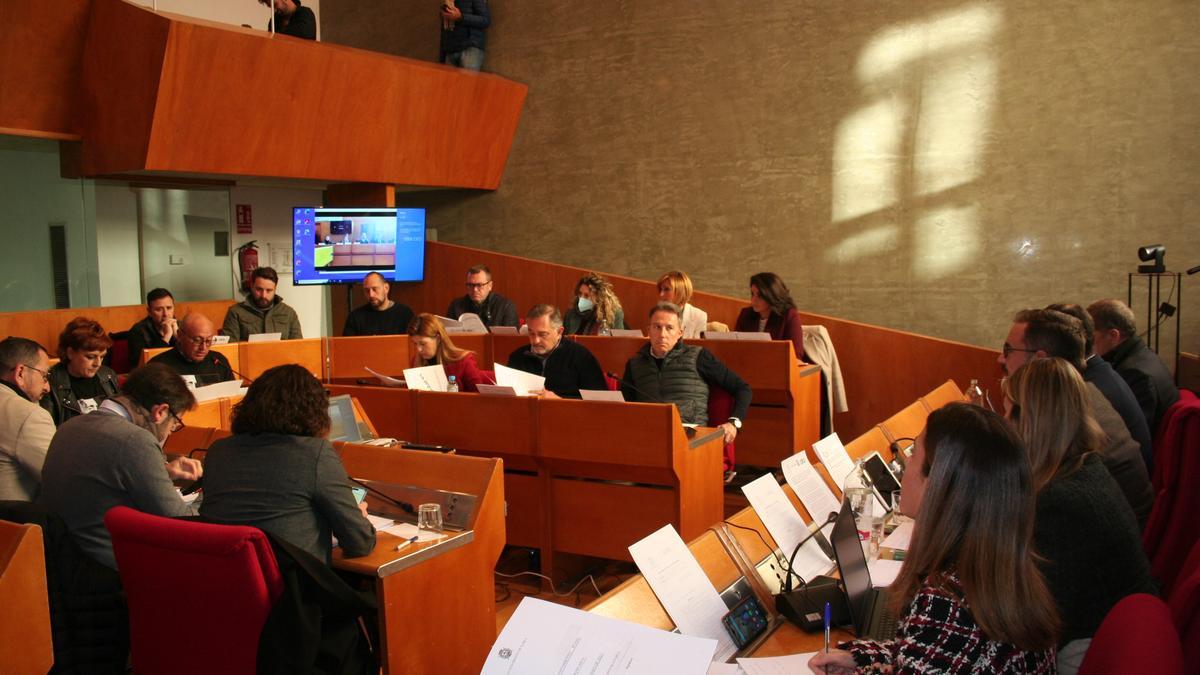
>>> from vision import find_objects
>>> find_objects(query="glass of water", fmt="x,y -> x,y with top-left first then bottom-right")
417,503 -> 443,536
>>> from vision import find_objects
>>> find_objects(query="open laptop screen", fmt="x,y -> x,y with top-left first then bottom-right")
328,394 -> 363,443
831,500 -> 873,635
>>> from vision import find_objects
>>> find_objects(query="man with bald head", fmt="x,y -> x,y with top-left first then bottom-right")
149,314 -> 235,385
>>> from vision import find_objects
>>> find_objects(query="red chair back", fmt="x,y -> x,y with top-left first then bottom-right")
106,333 -> 132,374
1077,593 -> 1183,675
1144,389 -> 1200,593
104,506 -> 284,675
604,372 -> 620,391
707,385 -> 735,471
1168,538 -> 1200,674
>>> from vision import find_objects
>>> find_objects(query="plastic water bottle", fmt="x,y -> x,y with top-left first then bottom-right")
598,323 -> 612,336
966,379 -> 984,407
446,375 -> 459,393
843,459 -> 878,559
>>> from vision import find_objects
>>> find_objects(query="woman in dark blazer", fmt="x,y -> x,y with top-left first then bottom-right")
733,272 -> 806,360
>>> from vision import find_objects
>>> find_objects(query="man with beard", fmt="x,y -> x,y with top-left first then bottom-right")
126,288 -> 177,367
342,271 -> 414,336
221,266 -> 303,341
150,314 -> 235,385
506,304 -> 606,398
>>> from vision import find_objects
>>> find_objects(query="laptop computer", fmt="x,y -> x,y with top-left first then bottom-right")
830,500 -> 899,640
328,394 -> 374,443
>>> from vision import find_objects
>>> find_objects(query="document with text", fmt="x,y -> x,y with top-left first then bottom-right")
494,363 -> 546,397
741,474 -> 832,583
402,364 -> 449,392
812,433 -> 856,490
482,597 -> 716,675
628,525 -> 737,662
781,452 -> 842,524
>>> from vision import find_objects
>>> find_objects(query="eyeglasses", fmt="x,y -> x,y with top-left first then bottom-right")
22,364 -> 49,383
186,336 -> 216,347
1001,343 -> 1038,358
465,281 -> 492,290
168,410 -> 185,433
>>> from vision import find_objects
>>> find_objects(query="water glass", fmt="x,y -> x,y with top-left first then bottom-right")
890,490 -> 912,527
417,503 -> 443,536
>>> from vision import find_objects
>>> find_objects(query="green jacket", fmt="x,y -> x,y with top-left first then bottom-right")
222,297 -> 303,342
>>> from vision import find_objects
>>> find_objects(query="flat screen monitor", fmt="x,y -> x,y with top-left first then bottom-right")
292,207 -> 426,285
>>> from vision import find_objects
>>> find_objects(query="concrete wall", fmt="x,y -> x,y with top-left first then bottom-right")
323,0 -> 1200,356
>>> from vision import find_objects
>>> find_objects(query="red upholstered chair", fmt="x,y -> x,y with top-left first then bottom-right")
707,385 -> 736,472
106,331 -> 132,374
604,372 -> 620,391
104,506 -> 284,675
1143,389 -> 1200,593
1077,593 -> 1183,675
1168,538 -> 1200,673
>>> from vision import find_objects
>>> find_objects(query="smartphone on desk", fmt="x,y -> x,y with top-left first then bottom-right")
351,487 -> 367,504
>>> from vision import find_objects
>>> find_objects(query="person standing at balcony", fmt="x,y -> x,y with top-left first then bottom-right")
260,0 -> 317,40
440,0 -> 490,71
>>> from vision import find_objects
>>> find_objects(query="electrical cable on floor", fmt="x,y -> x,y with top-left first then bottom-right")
494,569 -> 603,599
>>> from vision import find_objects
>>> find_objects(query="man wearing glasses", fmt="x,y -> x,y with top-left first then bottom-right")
40,363 -> 201,570
445,264 -> 519,328
0,336 -> 55,501
149,314 -> 235,386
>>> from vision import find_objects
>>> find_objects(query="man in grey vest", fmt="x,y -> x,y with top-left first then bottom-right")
621,301 -> 751,446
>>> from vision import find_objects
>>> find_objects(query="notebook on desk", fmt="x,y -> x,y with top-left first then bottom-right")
831,500 -> 898,641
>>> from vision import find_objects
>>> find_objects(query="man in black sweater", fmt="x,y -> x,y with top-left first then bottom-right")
149,314 -> 234,386
445,264 -> 518,328
507,305 -> 606,398
342,272 -> 415,336
1088,298 -> 1180,436
260,0 -> 316,40
126,287 -> 177,368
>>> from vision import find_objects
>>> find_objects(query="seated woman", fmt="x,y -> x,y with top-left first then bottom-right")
811,403 -> 1059,673
1002,358 -> 1156,674
407,313 -> 486,392
199,364 -> 376,564
563,273 -> 625,335
733,272 -> 805,360
43,316 -> 119,425
657,271 -> 708,339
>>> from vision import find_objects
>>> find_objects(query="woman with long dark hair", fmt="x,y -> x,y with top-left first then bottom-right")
811,403 -> 1059,673
563,273 -> 625,335
733,272 -> 805,360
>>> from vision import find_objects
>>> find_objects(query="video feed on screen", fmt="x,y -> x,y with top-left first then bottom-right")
292,207 -> 426,285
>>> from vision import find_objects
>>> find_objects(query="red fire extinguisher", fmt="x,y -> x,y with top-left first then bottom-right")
235,240 -> 259,294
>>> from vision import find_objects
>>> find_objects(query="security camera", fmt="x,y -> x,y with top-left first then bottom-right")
1137,244 -> 1165,273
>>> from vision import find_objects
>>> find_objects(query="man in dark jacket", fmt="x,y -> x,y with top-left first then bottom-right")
621,302 -> 751,445
439,0 -> 490,71
1089,298 -> 1180,436
445,264 -> 518,328
261,0 -> 317,40
126,287 -> 177,368
222,267 -> 304,341
507,304 -> 607,398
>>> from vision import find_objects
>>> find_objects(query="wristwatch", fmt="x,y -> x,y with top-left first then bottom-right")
727,417 -> 742,430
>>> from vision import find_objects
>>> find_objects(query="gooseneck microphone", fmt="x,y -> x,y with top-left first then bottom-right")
348,476 -> 415,516
605,371 -> 663,404
781,511 -> 839,593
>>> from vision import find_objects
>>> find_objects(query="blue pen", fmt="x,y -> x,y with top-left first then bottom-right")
394,535 -> 419,551
824,601 -> 831,658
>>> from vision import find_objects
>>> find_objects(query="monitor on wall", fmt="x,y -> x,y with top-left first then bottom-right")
292,207 -> 426,285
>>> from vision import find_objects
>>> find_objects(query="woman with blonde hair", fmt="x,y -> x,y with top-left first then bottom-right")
407,313 -> 486,392
811,403 -> 1058,673
564,273 -> 625,335
1003,358 -> 1155,674
657,271 -> 707,339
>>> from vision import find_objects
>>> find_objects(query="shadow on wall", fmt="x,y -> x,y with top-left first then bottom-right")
325,0 -> 1200,352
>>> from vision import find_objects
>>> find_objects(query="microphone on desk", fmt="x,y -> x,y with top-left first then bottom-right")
776,511 -> 845,631
604,372 -> 663,404
781,511 -> 839,594
348,476 -> 415,516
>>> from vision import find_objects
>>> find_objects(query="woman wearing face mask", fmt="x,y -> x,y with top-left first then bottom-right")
407,313 -> 486,392
733,272 -> 805,360
657,271 -> 707,339
43,317 -> 119,425
810,403 -> 1059,673
564,273 -> 625,335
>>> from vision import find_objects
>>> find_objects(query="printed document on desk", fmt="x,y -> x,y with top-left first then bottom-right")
812,433 -> 856,489
482,597 -> 716,675
741,474 -> 832,583
737,652 -> 816,674
628,525 -> 737,662
402,364 -> 449,392
191,379 -> 247,403
494,363 -> 545,397
365,366 -> 405,387
781,452 -> 841,525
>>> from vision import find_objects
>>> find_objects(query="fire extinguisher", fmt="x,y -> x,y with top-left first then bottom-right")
235,240 -> 259,295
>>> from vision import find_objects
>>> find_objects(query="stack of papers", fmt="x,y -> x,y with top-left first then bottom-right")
403,364 -> 449,392
192,379 -> 247,402
494,363 -> 545,397
868,559 -> 904,588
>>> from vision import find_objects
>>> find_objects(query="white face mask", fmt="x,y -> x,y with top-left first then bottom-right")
577,297 -> 595,313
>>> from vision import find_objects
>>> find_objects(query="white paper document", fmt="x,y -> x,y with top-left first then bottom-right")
609,328 -> 644,337
702,331 -> 771,342
380,521 -> 443,543
435,315 -> 462,328
364,366 -> 405,387
580,389 -> 625,402
192,379 -> 246,402
482,597 -> 717,675
494,363 -> 546,397
882,519 -> 914,551
736,652 -> 816,674
403,364 -> 449,392
741,475 -> 832,584
489,325 -> 519,335
781,452 -> 842,524
247,332 -> 281,342
211,335 -> 231,345
868,558 -> 904,588
476,384 -> 518,397
812,433 -> 856,492
706,663 -> 742,675
628,525 -> 737,662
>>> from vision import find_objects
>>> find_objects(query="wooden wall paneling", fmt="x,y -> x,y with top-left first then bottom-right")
0,521 -> 53,674
163,424 -> 215,455
844,426 -> 892,463
413,392 -> 537,460
501,473 -> 543,549
180,398 -> 224,428
488,334 -> 530,369
536,399 -> 677,476
327,335 -> 410,380
878,399 -> 930,445
672,428 -> 727,542
0,0 -> 89,139
326,385 -> 415,440
324,183 -> 396,208
568,336 -> 647,378
141,343 -> 240,372
238,338 -> 324,380
445,333 -> 491,369
549,479 -> 675,560
920,379 -> 966,412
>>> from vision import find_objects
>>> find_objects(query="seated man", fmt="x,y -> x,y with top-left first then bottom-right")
149,314 -> 235,386
0,337 -> 55,501
507,304 -> 607,398
1088,298 -> 1180,435
222,266 -> 303,341
126,287 -> 177,367
39,363 -> 201,569
621,302 -> 751,445
445,264 -> 518,328
342,271 -> 414,336
260,0 -> 316,39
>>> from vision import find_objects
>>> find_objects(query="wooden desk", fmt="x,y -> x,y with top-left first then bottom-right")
333,443 -> 505,675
